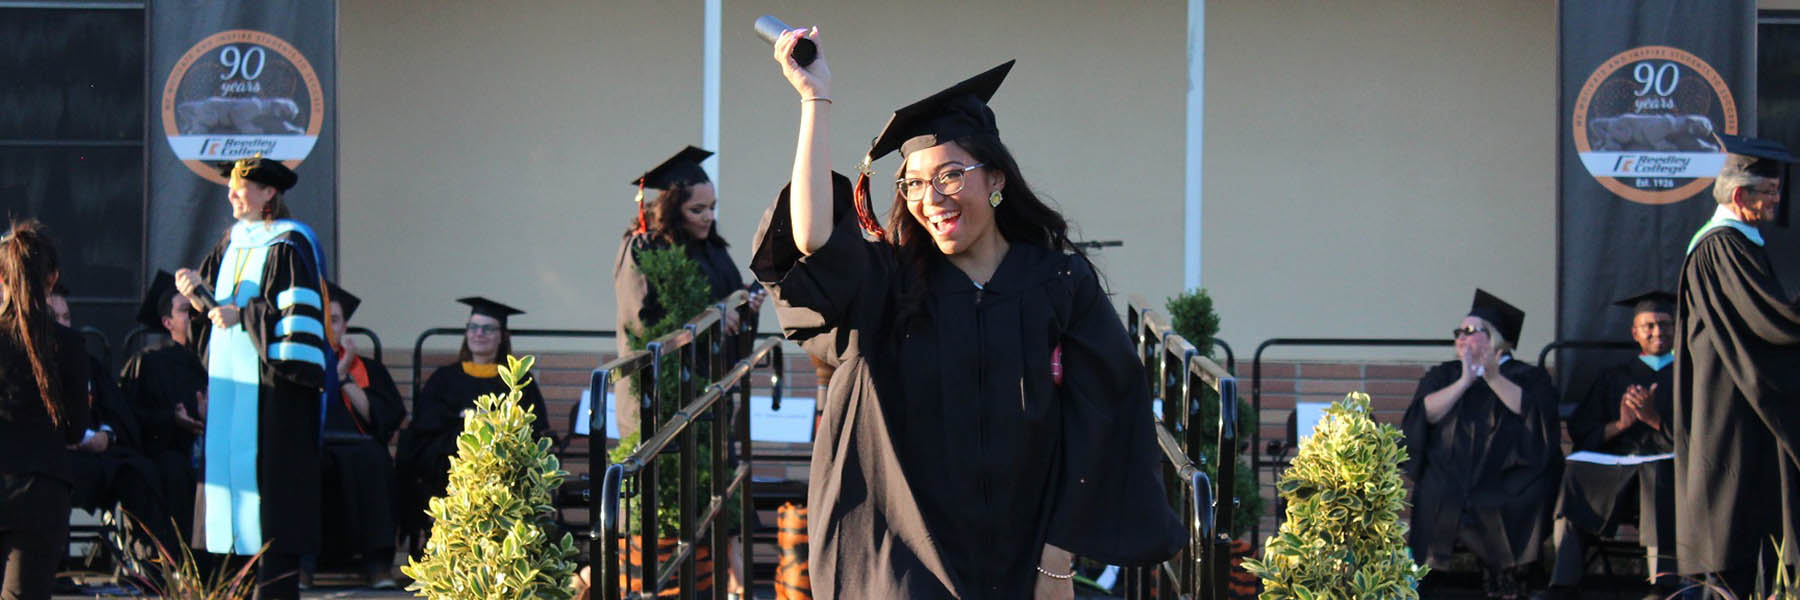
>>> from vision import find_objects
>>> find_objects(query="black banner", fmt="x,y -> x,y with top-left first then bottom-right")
1556,1 -> 1755,396
147,0 -> 336,276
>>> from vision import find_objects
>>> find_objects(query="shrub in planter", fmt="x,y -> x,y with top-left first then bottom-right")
402,355 -> 579,600
1242,392 -> 1428,600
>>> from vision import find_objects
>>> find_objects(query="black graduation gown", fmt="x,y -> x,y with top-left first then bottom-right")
393,363 -> 550,538
68,355 -> 171,544
612,232 -> 746,437
118,339 -> 206,544
1674,227 -> 1800,574
749,175 -> 1183,599
187,224 -> 329,556
1402,359 -> 1562,571
319,353 -> 405,558
1556,359 -> 1675,549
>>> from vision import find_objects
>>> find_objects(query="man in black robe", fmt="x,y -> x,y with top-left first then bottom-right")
311,283 -> 404,588
1541,291 -> 1677,599
1403,290 -> 1562,599
49,285 -> 176,561
1674,134 -> 1800,597
118,271 -> 206,553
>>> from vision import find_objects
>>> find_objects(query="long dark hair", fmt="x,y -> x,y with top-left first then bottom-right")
885,133 -> 1083,322
629,183 -> 727,247
0,220 -> 66,425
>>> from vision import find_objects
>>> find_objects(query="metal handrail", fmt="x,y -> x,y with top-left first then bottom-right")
1535,338 -> 1637,370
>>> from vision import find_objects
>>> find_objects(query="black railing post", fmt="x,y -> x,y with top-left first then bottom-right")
641,341 -> 663,598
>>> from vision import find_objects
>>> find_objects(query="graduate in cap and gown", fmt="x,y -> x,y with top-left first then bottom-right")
1402,289 -> 1561,600
312,283 -> 404,588
755,30 -> 1183,598
1542,291 -> 1678,598
119,270 -> 207,550
1673,134 -> 1800,597
174,155 -> 331,600
612,146 -> 763,438
393,297 -> 549,553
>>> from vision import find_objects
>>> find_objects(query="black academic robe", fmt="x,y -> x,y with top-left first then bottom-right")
118,338 -> 206,545
1556,359 -> 1675,550
612,232 -> 746,438
749,175 -> 1183,599
187,223 -> 329,556
1674,226 -> 1800,574
1402,359 -> 1562,571
319,352 -> 405,558
68,355 -> 171,545
393,363 -> 550,540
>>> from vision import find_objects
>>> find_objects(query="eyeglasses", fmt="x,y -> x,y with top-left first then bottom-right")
1451,325 -> 1488,339
466,323 -> 501,335
897,163 -> 985,201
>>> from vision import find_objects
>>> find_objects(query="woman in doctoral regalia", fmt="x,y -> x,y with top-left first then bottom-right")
1402,289 -> 1561,600
754,30 -> 1184,599
393,297 -> 550,554
312,282 -> 405,588
612,146 -> 763,439
175,156 -> 332,600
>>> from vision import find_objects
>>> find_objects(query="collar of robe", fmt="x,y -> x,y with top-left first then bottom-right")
1639,353 -> 1674,371
929,241 -> 1042,299
1686,204 -> 1765,255
461,361 -> 499,378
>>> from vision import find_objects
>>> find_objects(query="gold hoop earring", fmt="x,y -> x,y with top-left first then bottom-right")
989,190 -> 1003,208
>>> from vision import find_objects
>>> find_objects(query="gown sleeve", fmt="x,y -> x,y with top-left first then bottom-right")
1401,362 -> 1459,482
748,172 -> 889,364
614,234 -> 661,340
1689,232 -> 1800,463
54,325 -> 93,444
1496,362 -> 1561,475
361,356 -> 407,445
1044,256 -> 1185,565
241,234 -> 328,391
1569,365 -> 1623,452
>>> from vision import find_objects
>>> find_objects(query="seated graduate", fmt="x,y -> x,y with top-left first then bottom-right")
1403,289 -> 1562,600
119,271 -> 207,548
1541,291 -> 1678,599
312,282 -> 404,589
394,297 -> 549,553
50,284 -> 176,554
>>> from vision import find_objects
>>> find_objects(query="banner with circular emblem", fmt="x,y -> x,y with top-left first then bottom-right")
1571,45 -> 1738,205
147,1 -> 337,277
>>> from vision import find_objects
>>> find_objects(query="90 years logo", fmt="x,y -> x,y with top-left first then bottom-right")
1572,45 -> 1736,205
161,29 -> 324,185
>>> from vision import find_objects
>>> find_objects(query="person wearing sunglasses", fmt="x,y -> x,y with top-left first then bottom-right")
753,29 -> 1183,599
393,297 -> 550,557
1403,289 -> 1561,600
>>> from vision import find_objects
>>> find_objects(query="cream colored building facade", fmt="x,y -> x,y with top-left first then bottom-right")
336,1 -> 1794,361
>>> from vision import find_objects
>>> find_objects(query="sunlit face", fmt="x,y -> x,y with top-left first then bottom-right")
228,178 -> 276,221
1452,316 -> 1493,358
464,314 -> 503,359
1632,310 -> 1674,356
163,299 -> 192,345
1734,180 -> 1782,224
901,143 -> 1004,256
47,294 -> 70,327
680,183 -> 717,240
328,300 -> 349,344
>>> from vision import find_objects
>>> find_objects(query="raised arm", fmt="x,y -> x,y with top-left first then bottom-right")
775,27 -> 834,255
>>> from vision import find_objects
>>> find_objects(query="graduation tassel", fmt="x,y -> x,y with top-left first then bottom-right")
853,156 -> 887,240
633,181 -> 648,234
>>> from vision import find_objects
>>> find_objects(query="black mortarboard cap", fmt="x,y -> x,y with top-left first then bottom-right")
216,155 -> 299,192
1718,134 -> 1795,226
136,270 -> 179,331
327,282 -> 362,321
1613,290 -> 1675,316
457,296 -> 524,324
865,60 -> 1015,162
633,146 -> 714,190
1468,289 -> 1526,346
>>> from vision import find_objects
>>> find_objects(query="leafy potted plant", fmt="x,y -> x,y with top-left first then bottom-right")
1242,392 -> 1428,600
402,355 -> 580,600
1168,289 -> 1265,598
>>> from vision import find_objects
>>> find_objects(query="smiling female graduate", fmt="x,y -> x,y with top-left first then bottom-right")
752,29 -> 1183,599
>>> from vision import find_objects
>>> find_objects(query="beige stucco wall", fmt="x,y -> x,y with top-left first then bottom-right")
339,1 -> 1565,361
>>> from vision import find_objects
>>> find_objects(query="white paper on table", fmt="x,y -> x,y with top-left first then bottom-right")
1565,451 -> 1674,466
1294,402 -> 1330,448
572,391 -> 815,444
